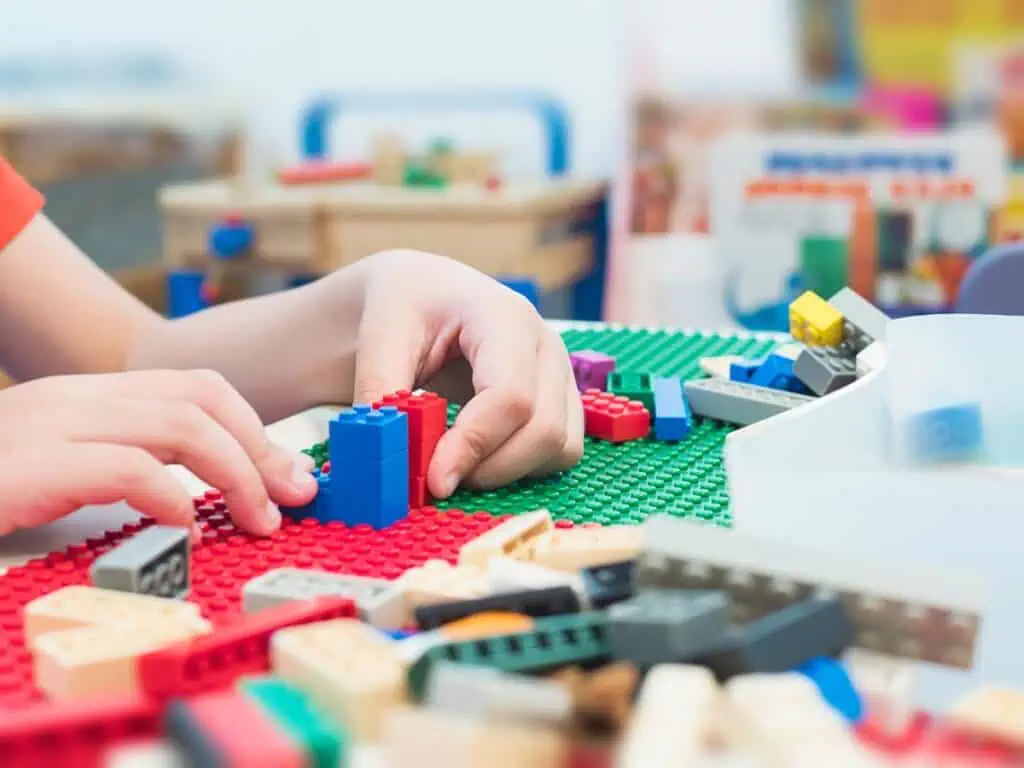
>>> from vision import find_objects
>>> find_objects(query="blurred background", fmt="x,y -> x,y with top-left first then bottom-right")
2,0 -> 1022,329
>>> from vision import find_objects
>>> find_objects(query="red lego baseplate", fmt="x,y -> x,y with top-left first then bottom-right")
0,490 -> 533,710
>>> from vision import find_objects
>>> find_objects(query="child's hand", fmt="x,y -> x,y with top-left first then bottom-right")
338,249 -> 585,498
0,370 -> 317,537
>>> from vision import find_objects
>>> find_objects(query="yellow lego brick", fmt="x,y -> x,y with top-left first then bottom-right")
24,585 -> 205,644
527,526 -> 641,572
272,618 -> 406,741
788,291 -> 844,346
948,686 -> 1024,746
32,616 -> 211,700
457,509 -> 553,568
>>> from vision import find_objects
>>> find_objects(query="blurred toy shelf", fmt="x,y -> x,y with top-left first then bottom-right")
160,91 -> 611,322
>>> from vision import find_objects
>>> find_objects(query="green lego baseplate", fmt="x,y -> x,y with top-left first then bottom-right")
304,328 -> 779,527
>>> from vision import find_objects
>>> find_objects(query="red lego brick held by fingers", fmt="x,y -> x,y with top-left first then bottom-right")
375,390 -> 448,476
138,595 -> 357,699
581,390 -> 651,443
0,695 -> 159,768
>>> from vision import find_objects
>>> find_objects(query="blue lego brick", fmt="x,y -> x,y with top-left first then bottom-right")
282,472 -> 332,522
729,359 -> 762,383
329,405 -> 407,462
796,657 -> 863,724
651,377 -> 691,441
905,403 -> 984,464
756,353 -> 812,395
332,450 -> 409,529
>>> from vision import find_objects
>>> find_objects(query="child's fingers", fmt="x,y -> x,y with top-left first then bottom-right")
62,396 -> 280,536
461,330 -> 576,489
60,370 -> 315,508
352,304 -> 424,406
0,443 -> 194,533
428,321 -> 539,497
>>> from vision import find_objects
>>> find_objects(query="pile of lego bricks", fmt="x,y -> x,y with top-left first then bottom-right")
0,326 -> 1017,765
2,509 -> 1020,767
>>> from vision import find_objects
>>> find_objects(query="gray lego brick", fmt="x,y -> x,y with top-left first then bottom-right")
242,567 -> 405,628
636,516 -> 983,669
792,346 -> 856,396
827,288 -> 890,355
682,378 -> 814,427
689,595 -> 854,681
90,525 -> 190,598
607,589 -> 730,666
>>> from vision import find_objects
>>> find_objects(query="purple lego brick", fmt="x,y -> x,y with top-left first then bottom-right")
570,350 -> 616,392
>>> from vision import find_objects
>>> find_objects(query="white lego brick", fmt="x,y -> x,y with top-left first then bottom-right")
617,664 -> 720,768
424,663 -> 573,727
949,685 -> 1024,746
486,557 -> 584,598
33,617 -> 211,700
527,526 -> 641,572
699,356 -> 744,379
271,618 -> 407,741
638,515 -> 984,668
457,510 -> 553,568
843,649 -> 916,736
24,585 -> 205,644
381,706 -> 569,768
855,341 -> 886,378
723,673 -> 878,768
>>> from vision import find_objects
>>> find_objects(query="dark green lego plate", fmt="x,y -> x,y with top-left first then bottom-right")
309,328 -> 779,527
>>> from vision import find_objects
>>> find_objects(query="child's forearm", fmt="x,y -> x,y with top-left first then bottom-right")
126,271 -> 363,424
0,215 -> 164,380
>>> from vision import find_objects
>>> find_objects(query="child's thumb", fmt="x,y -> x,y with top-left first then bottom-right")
351,307 -> 423,405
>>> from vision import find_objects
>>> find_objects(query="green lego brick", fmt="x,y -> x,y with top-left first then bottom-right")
407,611 -> 610,701
240,676 -> 347,768
608,372 -> 655,411
312,329 -> 778,527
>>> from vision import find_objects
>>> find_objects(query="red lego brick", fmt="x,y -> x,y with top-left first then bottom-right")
0,494 -> 505,709
0,695 -> 159,768
374,390 -> 447,477
856,708 -> 1024,766
167,689 -> 304,768
410,475 -> 428,508
581,390 -> 650,443
138,596 -> 356,698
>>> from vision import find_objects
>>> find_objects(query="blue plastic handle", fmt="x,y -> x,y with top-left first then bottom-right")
298,90 -> 570,175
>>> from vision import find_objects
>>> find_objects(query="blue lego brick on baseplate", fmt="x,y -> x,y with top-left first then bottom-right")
905,403 -> 983,464
329,405 -> 407,461
651,377 -> 691,441
282,472 -> 333,523
796,656 -> 863,724
332,450 -> 409,529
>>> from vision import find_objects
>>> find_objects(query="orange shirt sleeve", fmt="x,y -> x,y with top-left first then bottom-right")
0,156 -> 45,250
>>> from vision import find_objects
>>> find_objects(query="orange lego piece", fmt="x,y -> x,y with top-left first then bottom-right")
438,611 -> 535,641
